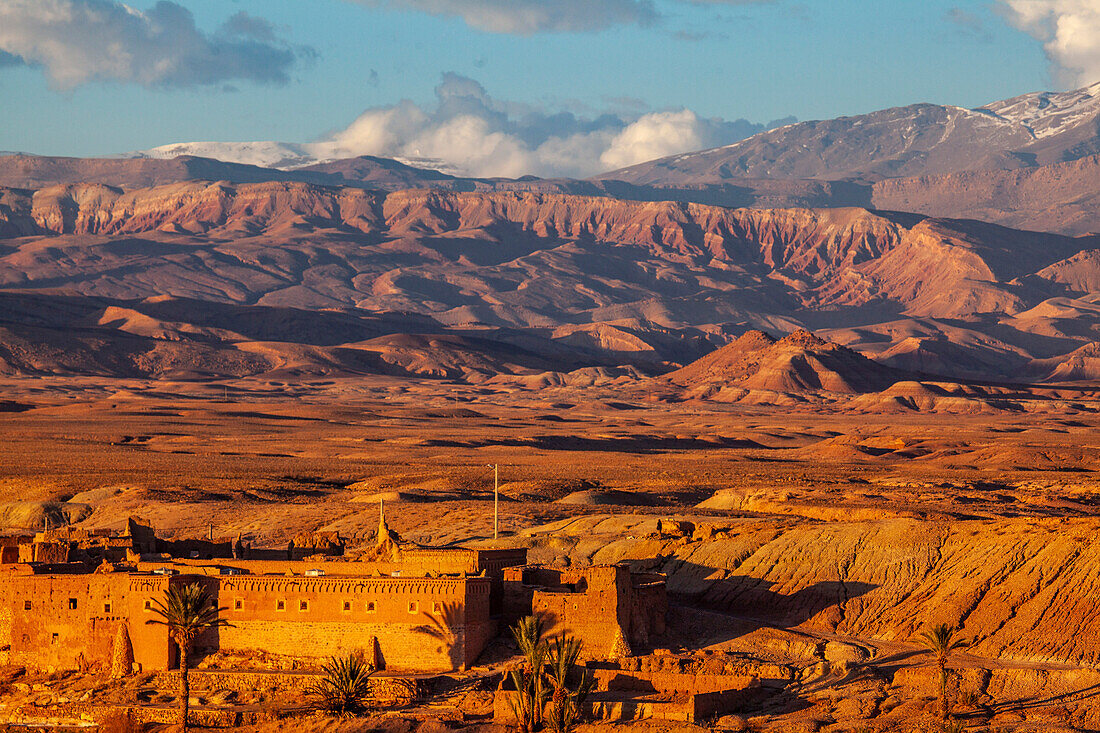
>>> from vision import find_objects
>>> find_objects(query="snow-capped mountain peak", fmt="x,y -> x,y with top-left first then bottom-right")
980,81 -> 1100,139
126,140 -> 468,177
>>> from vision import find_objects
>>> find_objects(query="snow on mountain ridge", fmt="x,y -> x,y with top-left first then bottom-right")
678,83 -> 1100,164
980,81 -> 1100,139
127,141 -> 468,177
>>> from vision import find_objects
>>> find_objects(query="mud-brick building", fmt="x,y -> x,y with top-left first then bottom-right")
0,565 -> 174,673
0,544 -> 525,674
503,564 -> 667,658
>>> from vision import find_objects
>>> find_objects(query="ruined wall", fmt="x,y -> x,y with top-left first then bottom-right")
18,543 -> 69,564
0,537 -> 33,565
590,668 -> 754,695
3,573 -> 128,671
629,574 -> 667,645
503,565 -> 666,658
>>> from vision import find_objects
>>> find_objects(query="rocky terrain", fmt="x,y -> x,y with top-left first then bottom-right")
3,79 -> 1100,732
0,375 -> 1098,731
1,181 -> 1100,390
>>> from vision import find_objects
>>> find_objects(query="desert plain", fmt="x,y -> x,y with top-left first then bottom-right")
4,82 -> 1100,733
1,367 -> 1099,732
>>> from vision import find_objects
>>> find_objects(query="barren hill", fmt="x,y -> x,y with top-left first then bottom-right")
666,330 -> 905,395
588,83 -> 1100,236
599,82 -> 1100,185
1,182 -> 1099,384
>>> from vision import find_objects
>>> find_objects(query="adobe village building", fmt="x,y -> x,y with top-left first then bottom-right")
0,516 -> 667,676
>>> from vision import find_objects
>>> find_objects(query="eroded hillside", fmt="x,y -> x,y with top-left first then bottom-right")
2,182 -> 1100,385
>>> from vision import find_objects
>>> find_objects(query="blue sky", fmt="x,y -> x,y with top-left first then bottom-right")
0,0 -> 1093,177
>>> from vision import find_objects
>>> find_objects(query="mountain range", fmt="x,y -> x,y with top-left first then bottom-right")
3,83 -> 1100,401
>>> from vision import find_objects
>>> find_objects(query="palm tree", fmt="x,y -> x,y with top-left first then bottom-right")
306,652 -> 376,715
512,614 -> 547,669
919,623 -> 967,720
509,615 -> 548,733
146,582 -> 231,731
545,635 -> 594,733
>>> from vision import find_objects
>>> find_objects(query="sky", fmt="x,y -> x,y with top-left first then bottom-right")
1,0 -> 1098,178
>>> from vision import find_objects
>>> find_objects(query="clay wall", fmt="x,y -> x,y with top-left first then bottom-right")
125,574 -> 185,672
590,668 -> 754,695
503,564 -> 667,657
3,573 -> 130,671
0,546 -> 514,674
0,571 -> 211,673
212,575 -> 492,671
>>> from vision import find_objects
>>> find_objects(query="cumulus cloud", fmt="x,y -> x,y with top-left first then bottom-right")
349,0 -> 657,34
349,0 -> 784,34
322,73 -> 790,178
997,0 -> 1100,87
0,0 -> 313,90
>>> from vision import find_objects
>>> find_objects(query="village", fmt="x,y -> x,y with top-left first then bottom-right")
0,509 -> 773,729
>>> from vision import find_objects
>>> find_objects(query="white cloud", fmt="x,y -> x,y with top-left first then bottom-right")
323,74 -> 785,178
998,0 -> 1100,87
348,0 -> 658,34
601,110 -> 707,170
0,0 -> 312,90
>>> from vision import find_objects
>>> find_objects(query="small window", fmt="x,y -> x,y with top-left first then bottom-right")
23,600 -> 30,611
432,602 -> 442,614
104,603 -> 111,614
68,598 -> 78,610
234,599 -> 243,610
342,601 -> 352,612
299,600 -> 309,612
366,601 -> 377,613
144,600 -> 152,611
51,633 -> 58,644
408,601 -> 418,614
276,600 -> 286,611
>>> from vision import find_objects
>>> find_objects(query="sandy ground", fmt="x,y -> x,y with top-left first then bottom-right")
1,374 -> 1099,731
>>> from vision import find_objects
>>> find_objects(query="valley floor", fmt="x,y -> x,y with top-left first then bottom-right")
0,374 -> 1099,730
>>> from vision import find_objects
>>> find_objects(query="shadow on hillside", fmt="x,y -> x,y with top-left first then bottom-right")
651,560 -> 879,646
425,434 -> 775,453
984,681 -> 1100,717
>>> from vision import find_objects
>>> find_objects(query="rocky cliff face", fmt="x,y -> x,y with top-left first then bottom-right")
2,182 -> 1100,383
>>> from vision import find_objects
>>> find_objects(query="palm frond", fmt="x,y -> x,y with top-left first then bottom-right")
919,623 -> 967,658
511,614 -> 547,668
306,652 -> 376,716
145,582 -> 231,646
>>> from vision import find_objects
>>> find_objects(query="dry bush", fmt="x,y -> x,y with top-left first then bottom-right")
96,710 -> 141,733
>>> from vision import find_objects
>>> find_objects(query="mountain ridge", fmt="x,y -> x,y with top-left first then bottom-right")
599,81 -> 1100,185
2,181 -> 1100,385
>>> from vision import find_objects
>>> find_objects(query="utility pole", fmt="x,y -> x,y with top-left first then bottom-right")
487,464 -> 499,540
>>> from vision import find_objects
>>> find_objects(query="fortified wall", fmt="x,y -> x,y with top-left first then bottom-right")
0,514 -> 667,676
503,564 -> 667,659
0,566 -> 496,673
0,514 -> 526,674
